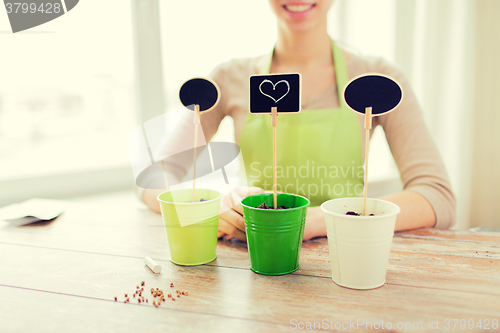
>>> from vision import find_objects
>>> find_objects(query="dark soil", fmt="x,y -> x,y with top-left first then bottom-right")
257,202 -> 288,210
346,211 -> 374,216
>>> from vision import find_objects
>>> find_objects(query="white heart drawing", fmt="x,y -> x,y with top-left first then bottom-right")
259,79 -> 290,104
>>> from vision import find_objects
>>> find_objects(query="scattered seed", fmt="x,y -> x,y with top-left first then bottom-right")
136,285 -> 139,289
170,283 -> 174,288
184,292 -> 188,296
146,299 -> 148,303
133,294 -> 136,298
114,297 -> 117,301
172,298 -> 176,301
125,294 -> 128,297
141,281 -> 145,286
168,293 -> 171,298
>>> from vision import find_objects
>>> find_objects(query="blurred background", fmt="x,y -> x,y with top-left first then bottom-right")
0,0 -> 498,230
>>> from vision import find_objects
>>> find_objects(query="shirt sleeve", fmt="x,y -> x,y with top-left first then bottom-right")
369,58 -> 457,229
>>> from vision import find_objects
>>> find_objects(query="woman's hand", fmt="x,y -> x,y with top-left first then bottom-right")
302,206 -> 327,241
218,186 -> 265,241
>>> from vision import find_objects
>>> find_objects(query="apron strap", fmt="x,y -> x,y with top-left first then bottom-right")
259,49 -> 273,74
331,40 -> 349,107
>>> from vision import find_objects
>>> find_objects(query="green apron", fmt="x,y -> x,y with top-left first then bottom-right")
238,41 -> 364,207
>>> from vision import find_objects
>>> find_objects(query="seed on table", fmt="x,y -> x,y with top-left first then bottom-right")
114,297 -> 117,301
138,299 -> 141,303
172,298 -> 176,301
136,285 -> 139,289
125,294 -> 128,297
184,292 -> 188,296
133,294 -> 136,298
170,283 -> 174,287
168,294 -> 171,298
146,299 -> 148,303
141,281 -> 145,286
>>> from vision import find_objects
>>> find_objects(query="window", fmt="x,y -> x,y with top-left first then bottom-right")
0,0 -> 136,183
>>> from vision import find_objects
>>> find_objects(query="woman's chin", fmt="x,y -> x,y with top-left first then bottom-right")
280,20 -> 321,34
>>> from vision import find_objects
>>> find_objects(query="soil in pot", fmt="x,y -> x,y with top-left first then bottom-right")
346,211 -> 374,216
256,202 -> 289,210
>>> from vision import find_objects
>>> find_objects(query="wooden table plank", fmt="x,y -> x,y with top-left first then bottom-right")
398,228 -> 500,243
0,285 -> 290,333
1,243 -> 499,333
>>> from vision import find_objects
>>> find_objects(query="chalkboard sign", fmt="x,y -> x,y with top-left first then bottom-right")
343,73 -> 403,115
250,73 -> 301,113
179,77 -> 220,113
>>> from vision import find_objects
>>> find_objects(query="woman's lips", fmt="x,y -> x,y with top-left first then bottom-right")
282,3 -> 316,19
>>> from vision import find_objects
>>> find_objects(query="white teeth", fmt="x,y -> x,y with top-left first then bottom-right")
285,4 -> 313,13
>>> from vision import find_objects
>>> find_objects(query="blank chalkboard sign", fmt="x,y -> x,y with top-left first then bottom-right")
179,77 -> 220,113
250,73 -> 301,113
343,73 -> 403,115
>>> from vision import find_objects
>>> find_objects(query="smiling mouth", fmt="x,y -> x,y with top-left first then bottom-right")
283,3 -> 316,13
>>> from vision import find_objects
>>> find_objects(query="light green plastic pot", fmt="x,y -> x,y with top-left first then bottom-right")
157,189 -> 222,266
241,193 -> 310,275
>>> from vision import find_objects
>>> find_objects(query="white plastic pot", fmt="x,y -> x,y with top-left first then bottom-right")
321,198 -> 401,290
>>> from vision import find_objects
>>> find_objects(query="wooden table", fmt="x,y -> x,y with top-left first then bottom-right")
1,198 -> 499,332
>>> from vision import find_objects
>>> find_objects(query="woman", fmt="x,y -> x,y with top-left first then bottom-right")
141,0 -> 456,241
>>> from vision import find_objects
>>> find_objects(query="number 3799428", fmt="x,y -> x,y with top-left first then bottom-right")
5,2 -> 62,14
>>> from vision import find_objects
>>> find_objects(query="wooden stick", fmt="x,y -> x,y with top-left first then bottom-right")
363,107 -> 372,216
271,107 -> 278,209
193,104 -> 200,202
160,160 -> 170,191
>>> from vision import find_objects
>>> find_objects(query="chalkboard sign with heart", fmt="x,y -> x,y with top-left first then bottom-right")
250,73 -> 301,113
